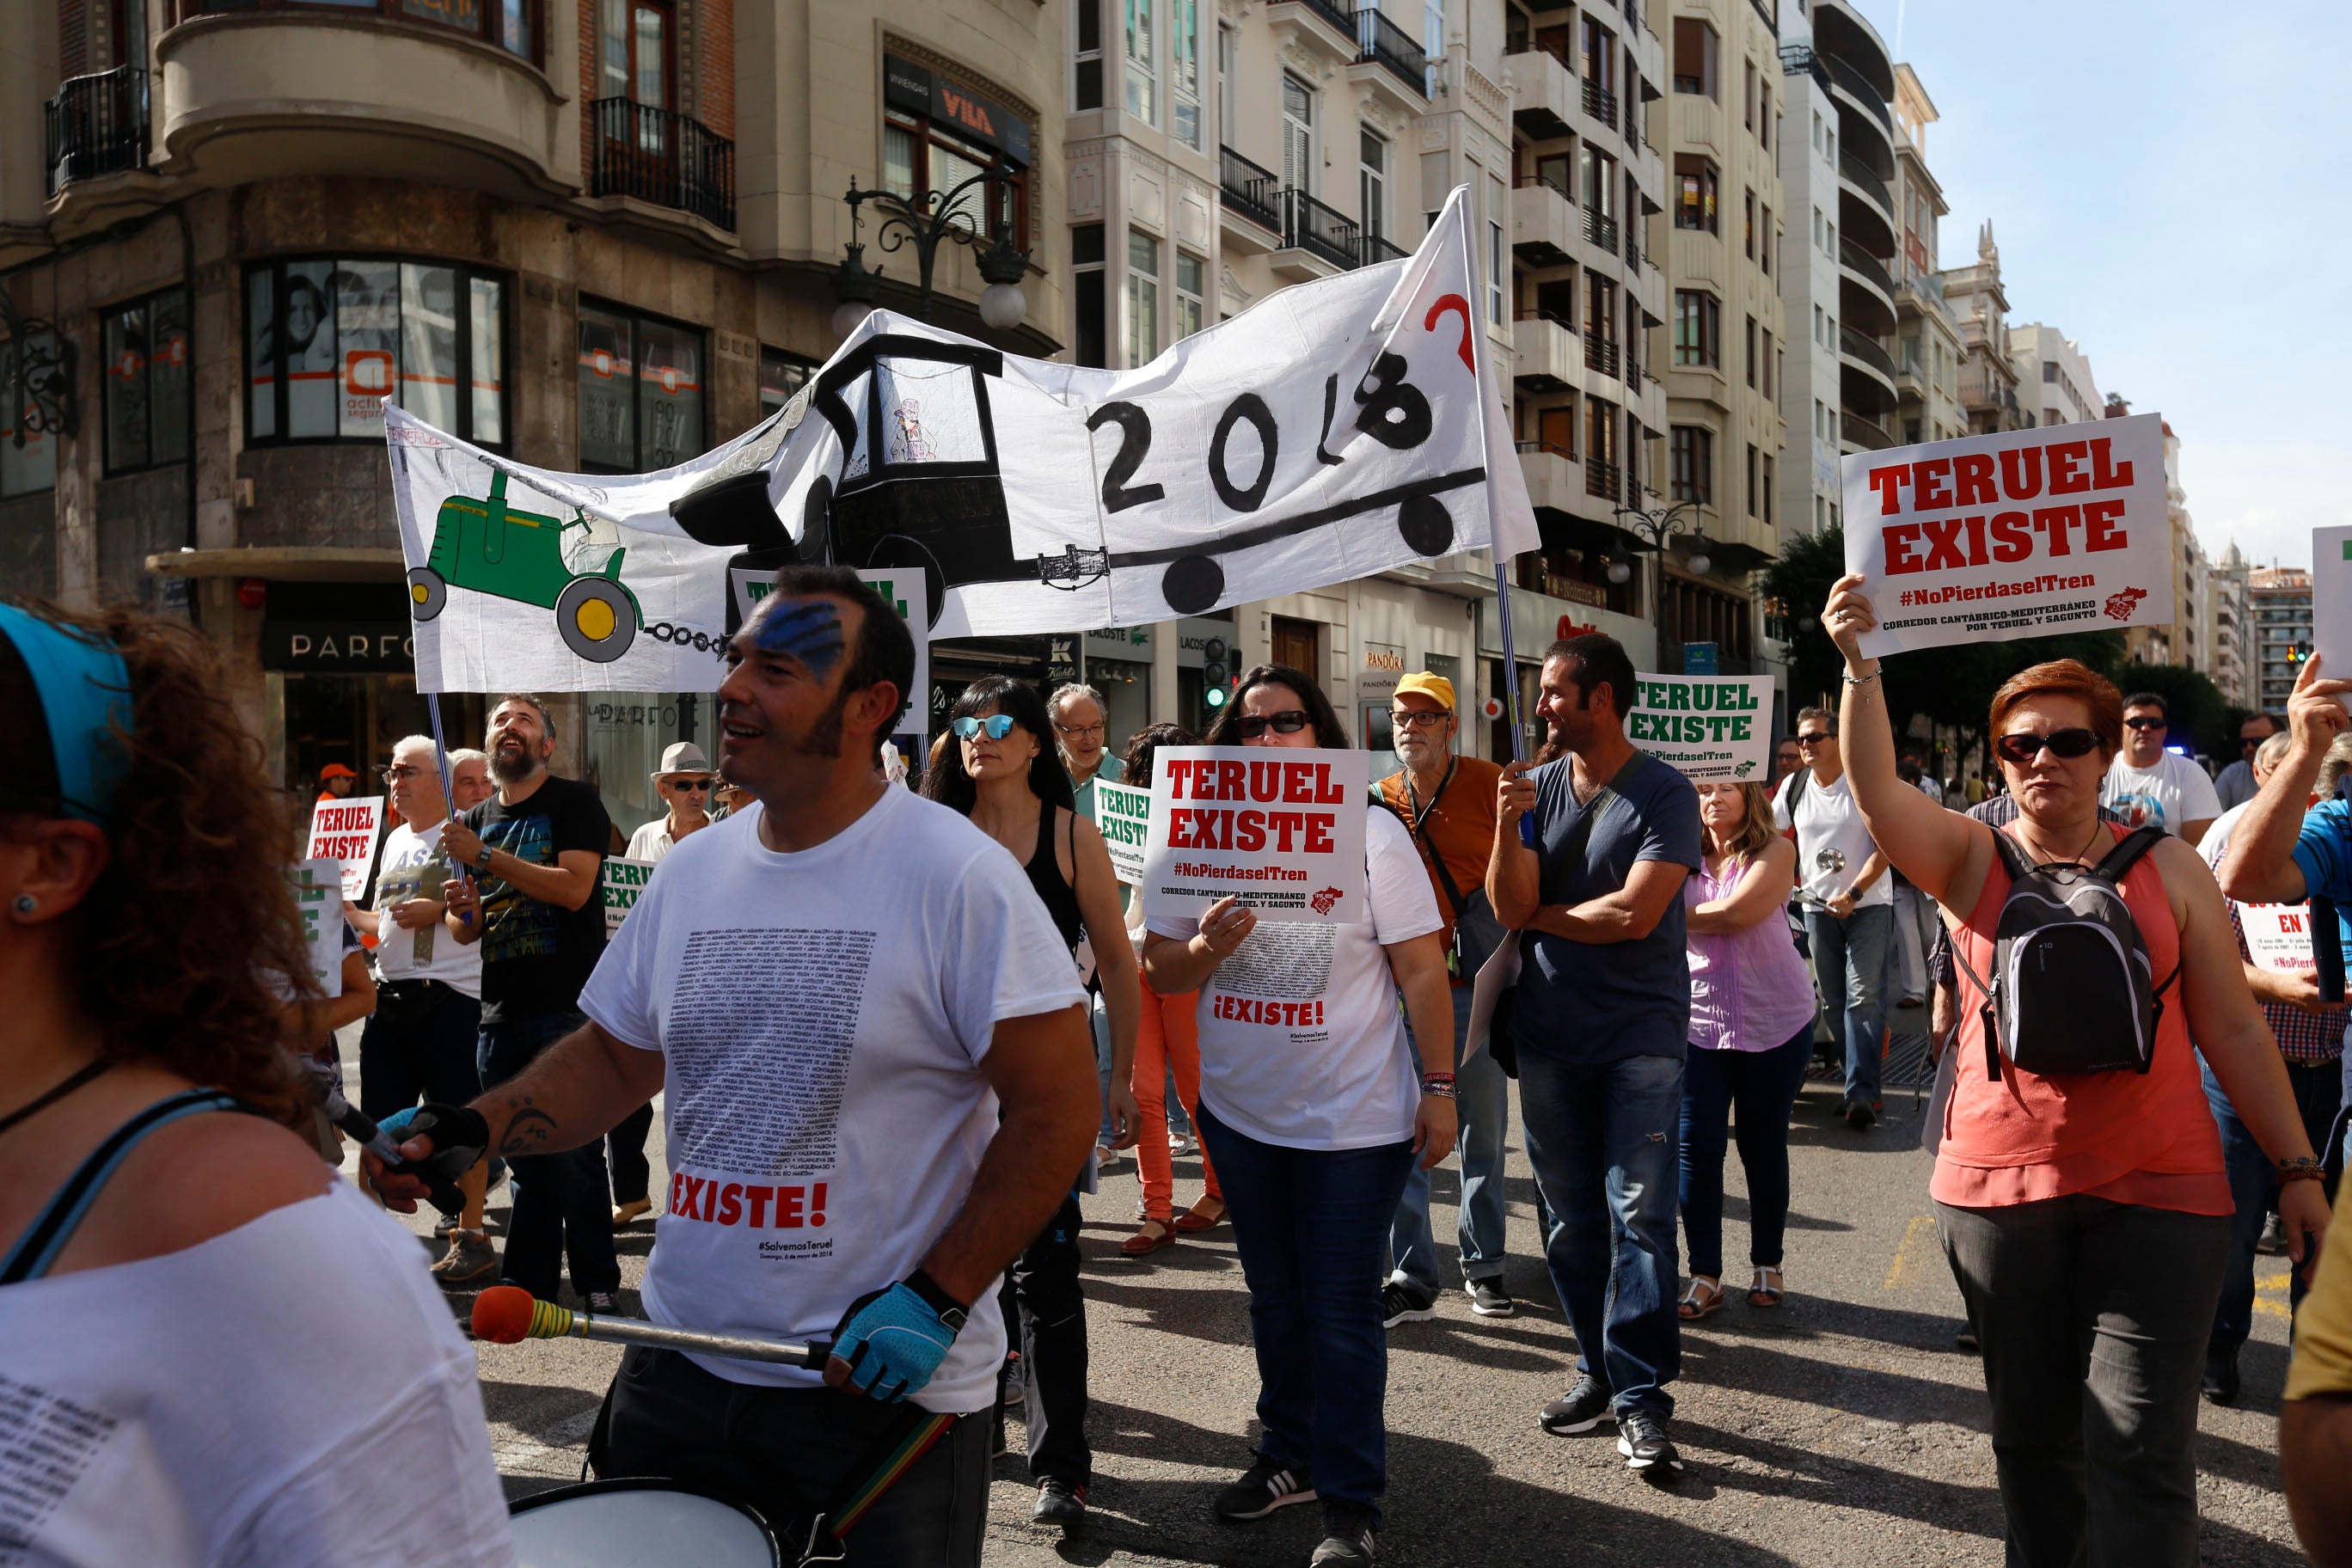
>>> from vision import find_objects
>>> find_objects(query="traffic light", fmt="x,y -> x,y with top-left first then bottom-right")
1203,636 -> 1231,708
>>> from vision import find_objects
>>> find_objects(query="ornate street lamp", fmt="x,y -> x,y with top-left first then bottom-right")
1609,481 -> 1713,594
830,166 -> 1033,340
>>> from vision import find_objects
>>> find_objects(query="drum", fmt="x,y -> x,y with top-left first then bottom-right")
508,1479 -> 781,1567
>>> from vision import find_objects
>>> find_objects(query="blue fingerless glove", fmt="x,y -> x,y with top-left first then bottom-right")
830,1279 -> 962,1402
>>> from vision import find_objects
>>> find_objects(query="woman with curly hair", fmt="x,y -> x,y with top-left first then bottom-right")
0,601 -> 514,1566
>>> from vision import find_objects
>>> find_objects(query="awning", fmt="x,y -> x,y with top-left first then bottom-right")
144,547 -> 407,582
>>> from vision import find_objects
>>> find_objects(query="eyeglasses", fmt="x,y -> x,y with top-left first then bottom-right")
952,714 -> 1020,741
1994,728 -> 2104,764
1053,721 -> 1106,739
1234,711 -> 1312,740
382,764 -> 424,781
666,778 -> 714,792
1796,732 -> 1835,747
2122,716 -> 2166,732
1389,710 -> 1451,730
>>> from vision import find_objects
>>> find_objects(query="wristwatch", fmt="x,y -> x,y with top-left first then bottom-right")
906,1268 -> 970,1332
473,841 -> 494,871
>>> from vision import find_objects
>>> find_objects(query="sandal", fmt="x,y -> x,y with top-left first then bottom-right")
1677,1276 -> 1724,1320
1121,1218 -> 1179,1256
1748,1266 -> 1785,1308
1172,1196 -> 1228,1233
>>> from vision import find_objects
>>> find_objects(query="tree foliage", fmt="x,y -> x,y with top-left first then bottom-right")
2110,662 -> 2234,760
1761,524 -> 2128,760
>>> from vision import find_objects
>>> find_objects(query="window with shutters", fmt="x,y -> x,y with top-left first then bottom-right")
1281,75 -> 1314,192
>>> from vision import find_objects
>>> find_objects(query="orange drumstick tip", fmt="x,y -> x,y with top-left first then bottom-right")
472,1285 -> 538,1344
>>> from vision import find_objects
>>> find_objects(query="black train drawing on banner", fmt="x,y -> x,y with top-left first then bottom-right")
667,311 -> 1482,632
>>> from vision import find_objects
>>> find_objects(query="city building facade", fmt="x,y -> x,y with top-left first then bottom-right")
1886,62 -> 1961,449
3,0 -> 1065,833
2250,564 -> 2312,716
2207,540 -> 2255,711
1940,221 -> 2027,436
2122,413 -> 2208,675
2010,320 -> 2100,429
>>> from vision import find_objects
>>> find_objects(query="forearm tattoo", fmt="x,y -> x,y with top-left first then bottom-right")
499,1097 -> 561,1155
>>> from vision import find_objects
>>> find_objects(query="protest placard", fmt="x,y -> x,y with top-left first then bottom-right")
1628,672 -> 1772,782
1137,746 -> 1368,923
601,857 -> 657,935
1842,413 -> 2171,658
2242,904 -> 2318,976
288,857 -> 344,998
307,796 -> 383,903
1092,779 -> 1152,884
2311,525 -> 2352,705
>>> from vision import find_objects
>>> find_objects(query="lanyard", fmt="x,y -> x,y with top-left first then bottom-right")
1402,756 -> 1457,840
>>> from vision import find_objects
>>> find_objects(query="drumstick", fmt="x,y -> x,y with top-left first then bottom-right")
471,1285 -> 832,1369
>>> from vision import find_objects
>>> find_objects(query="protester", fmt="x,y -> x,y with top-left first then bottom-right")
1375,671 -> 1514,1323
1143,665 -> 1455,1567
442,695 -> 621,1310
374,569 -> 1095,1562
1775,705 -> 1896,1129
608,740 -> 714,1227
1115,722 -> 1226,1257
1048,682 -> 1132,1169
1488,634 -> 1700,1475
315,760 -> 358,803
2214,712 -> 2282,814
624,741 -> 716,861
349,736 -> 495,1283
1821,573 -> 2328,1568
924,675 -> 1139,1528
1773,736 -> 1803,790
2102,691 -> 2220,847
2192,729 -> 2347,1403
1678,781 -> 1817,1318
0,600 -> 514,1565
1890,756 -> 1945,1007
2282,1197 -> 2352,1564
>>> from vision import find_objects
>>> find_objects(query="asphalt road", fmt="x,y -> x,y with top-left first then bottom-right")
340,1027 -> 2308,1566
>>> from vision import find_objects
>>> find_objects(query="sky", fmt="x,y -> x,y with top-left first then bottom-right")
1851,1 -> 2351,573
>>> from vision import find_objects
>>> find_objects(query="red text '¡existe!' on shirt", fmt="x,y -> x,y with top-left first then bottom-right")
667,1169 -> 829,1228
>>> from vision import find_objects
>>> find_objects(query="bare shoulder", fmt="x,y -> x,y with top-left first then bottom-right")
1757,835 -> 1798,873
57,1109 -> 335,1275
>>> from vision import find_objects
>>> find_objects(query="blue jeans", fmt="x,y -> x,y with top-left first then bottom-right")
1804,903 -> 1895,1106
1196,1102 -> 1416,1520
1518,1049 -> 1685,1418
480,1009 -> 621,1302
1678,1024 -> 1815,1280
1092,995 -> 1116,1145
2201,1051 -> 2342,1353
1390,987 -> 1509,1290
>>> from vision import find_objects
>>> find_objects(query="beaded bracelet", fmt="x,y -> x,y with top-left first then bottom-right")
1421,1075 -> 1457,1099
2279,1155 -> 2326,1185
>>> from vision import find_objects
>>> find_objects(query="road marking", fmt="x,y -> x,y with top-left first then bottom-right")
2257,1270 -> 2292,1320
1884,1215 -> 1937,1290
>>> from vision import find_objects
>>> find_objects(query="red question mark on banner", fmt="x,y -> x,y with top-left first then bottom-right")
1424,294 -> 1474,373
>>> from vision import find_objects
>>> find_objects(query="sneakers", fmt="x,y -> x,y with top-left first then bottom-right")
2202,1344 -> 2241,1406
1169,1131 -> 1197,1155
2259,1212 -> 2288,1257
999,1353 -> 1026,1410
1467,1278 -> 1516,1318
1380,1282 -> 1436,1328
1616,1409 -> 1681,1473
1844,1097 -> 1878,1130
1538,1374 -> 1615,1436
1308,1504 -> 1377,1565
585,1291 -> 620,1314
1032,1476 -> 1087,1528
612,1197 -> 653,1226
1214,1455 -> 1316,1522
431,1228 -> 498,1287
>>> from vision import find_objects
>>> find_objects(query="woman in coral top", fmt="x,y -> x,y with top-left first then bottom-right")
1819,574 -> 2329,1568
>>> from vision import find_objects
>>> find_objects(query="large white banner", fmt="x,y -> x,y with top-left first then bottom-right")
386,187 -> 1536,695
1628,673 -> 1773,782
1137,746 -> 1369,923
2312,525 -> 2352,702
1842,413 -> 2171,658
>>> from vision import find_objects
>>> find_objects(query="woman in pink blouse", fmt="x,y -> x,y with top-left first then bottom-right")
1678,780 -> 1821,1318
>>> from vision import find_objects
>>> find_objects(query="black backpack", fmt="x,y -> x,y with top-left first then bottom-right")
1948,825 -> 2179,1081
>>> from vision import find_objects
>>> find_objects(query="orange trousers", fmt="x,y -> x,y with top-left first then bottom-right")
1131,974 -> 1222,1222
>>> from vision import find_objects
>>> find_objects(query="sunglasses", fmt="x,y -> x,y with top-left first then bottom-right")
666,778 -> 714,792
1994,728 -> 2103,764
952,714 -> 1020,741
2123,716 -> 2166,732
1235,711 -> 1312,740
1796,732 -> 1835,746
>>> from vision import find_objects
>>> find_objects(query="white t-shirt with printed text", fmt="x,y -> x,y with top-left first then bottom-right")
2103,749 -> 2222,839
578,787 -> 1087,1414
367,821 -> 484,997
1147,805 -> 1442,1151
1773,769 -> 1894,909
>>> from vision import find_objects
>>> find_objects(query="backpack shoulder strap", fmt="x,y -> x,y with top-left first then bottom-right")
2091,824 -> 2167,885
1988,822 -> 2036,879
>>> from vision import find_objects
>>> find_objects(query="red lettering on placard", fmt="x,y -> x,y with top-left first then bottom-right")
1866,462 -> 1913,515
1988,511 -> 2033,562
2089,437 -> 2135,490
1913,456 -> 1954,509
2031,505 -> 2082,556
2082,498 -> 2129,553
1304,814 -> 1336,854
1234,809 -> 1266,851
1282,762 -> 1317,802
2046,440 -> 2091,495
1882,523 -> 1926,574
1269,811 -> 1305,852
1953,454 -> 1998,506
1163,758 -> 1197,799
1919,516 -> 1967,572
1998,446 -> 2044,499
1214,760 -> 1245,801
1247,761 -> 1282,801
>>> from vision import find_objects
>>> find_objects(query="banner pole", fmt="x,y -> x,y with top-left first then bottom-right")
424,692 -> 472,928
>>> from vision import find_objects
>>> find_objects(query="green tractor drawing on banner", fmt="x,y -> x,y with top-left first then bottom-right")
408,470 -> 643,663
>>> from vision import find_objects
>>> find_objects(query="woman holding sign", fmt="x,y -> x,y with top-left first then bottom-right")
1675,781 -> 1818,1319
1142,665 -> 1455,1568
923,676 -> 1139,1530
1818,573 -> 2329,1568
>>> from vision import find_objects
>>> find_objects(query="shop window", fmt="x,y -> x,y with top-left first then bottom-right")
881,65 -> 1032,243
103,286 -> 188,475
178,0 -> 535,63
759,346 -> 818,415
246,260 -> 506,448
578,302 -> 705,472
0,334 -> 59,496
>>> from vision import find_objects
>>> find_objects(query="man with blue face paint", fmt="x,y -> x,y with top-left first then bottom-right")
374,566 -> 1097,1561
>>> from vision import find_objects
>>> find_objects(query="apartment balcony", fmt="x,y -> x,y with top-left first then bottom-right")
1582,206 -> 1620,254
1364,235 -> 1408,265
1271,187 -> 1360,279
1583,77 -> 1619,128
1512,311 -> 1580,391
156,5 -> 571,199
1349,9 -> 1430,110
1841,411 -> 1896,452
1896,348 -> 1927,399
1218,145 -> 1283,249
1838,238 -> 1897,338
1517,443 -> 1587,518
1826,53 -> 1893,136
587,99 -> 735,231
1586,459 -> 1624,503
1838,151 -> 1893,219
1500,45 -> 1577,142
1837,150 -> 1897,259
1583,328 -> 1621,378
1267,0 -> 1361,67
46,65 -> 149,197
1841,326 -> 1901,413
1512,177 -> 1576,266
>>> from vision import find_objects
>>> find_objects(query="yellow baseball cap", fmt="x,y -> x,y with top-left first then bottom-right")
1393,672 -> 1455,712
